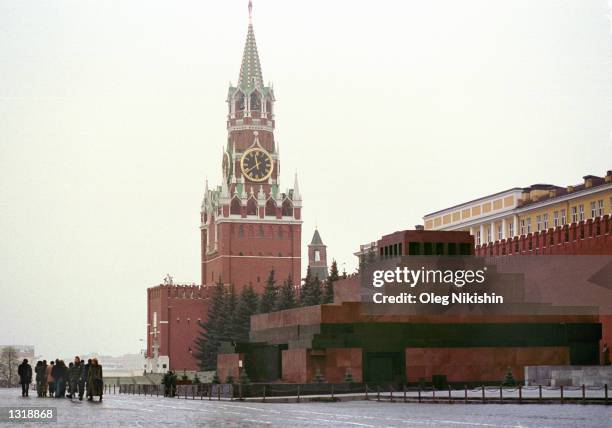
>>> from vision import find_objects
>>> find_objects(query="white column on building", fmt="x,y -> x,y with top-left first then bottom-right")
469,226 -> 475,237
513,215 -> 519,238
501,218 -> 507,240
479,224 -> 485,245
490,221 -> 495,243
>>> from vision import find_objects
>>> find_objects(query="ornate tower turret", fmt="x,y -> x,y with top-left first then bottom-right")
200,1 -> 302,291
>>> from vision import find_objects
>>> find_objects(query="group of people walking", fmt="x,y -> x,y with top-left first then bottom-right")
17,357 -> 104,401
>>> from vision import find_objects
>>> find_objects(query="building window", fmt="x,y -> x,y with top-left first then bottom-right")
561,209 -> 566,225
536,215 -> 542,232
486,227 -> 491,243
571,206 -> 578,223
553,211 -> 559,227
591,201 -> 597,218
497,224 -> 502,241
314,250 -> 320,262
543,213 -> 549,230
579,204 -> 584,221
476,231 -> 481,246
520,220 -> 526,236
526,218 -> 531,234
597,199 -> 604,217
508,222 -> 514,237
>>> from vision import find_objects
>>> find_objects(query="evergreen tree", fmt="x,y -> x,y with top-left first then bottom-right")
238,369 -> 252,397
276,277 -> 297,311
344,368 -> 354,384
300,266 -> 313,307
194,280 -> 225,371
220,284 -> 238,342
310,277 -> 323,305
303,275 -> 322,307
313,368 -> 326,383
234,285 -> 259,343
323,260 -> 340,304
258,270 -> 278,313
502,367 -> 517,387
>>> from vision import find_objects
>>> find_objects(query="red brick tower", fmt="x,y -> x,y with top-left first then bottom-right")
200,4 -> 302,292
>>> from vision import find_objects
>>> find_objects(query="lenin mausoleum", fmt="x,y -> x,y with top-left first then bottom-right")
146,2 -> 612,384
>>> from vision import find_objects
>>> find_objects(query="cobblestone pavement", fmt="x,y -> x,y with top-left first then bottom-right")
1,388 -> 611,427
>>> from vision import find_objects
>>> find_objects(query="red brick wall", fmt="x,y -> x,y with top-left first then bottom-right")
475,216 -> 612,257
251,305 -> 322,332
332,275 -> 361,303
405,347 -> 569,383
475,216 -> 612,358
217,353 -> 244,382
324,348 -> 363,383
147,285 -> 211,372
202,222 -> 301,293
282,349 -> 311,383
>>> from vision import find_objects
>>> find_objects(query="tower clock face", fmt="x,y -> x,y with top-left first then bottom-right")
241,148 -> 273,182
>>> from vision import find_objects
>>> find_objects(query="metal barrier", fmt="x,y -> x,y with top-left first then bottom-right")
106,382 -> 610,405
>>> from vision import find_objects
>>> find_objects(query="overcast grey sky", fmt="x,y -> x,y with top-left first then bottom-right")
1,0 -> 611,358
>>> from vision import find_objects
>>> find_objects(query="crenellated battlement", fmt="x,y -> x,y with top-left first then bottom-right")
476,215 -> 612,256
147,284 -> 217,300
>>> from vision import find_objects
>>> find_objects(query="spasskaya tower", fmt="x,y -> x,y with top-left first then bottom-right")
200,1 -> 302,292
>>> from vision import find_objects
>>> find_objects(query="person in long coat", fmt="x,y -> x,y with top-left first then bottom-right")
17,359 -> 32,397
34,361 -> 45,397
40,360 -> 48,397
87,358 -> 103,401
46,361 -> 55,397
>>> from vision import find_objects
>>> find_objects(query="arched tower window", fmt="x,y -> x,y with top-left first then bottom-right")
247,197 -> 257,216
250,92 -> 261,111
315,250 -> 321,262
282,199 -> 293,217
235,92 -> 245,112
265,198 -> 276,217
230,197 -> 241,215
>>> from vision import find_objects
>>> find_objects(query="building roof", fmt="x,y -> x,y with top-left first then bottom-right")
423,188 -> 522,218
310,229 -> 324,246
238,22 -> 264,91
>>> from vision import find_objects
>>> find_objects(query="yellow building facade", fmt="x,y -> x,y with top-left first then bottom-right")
423,171 -> 612,246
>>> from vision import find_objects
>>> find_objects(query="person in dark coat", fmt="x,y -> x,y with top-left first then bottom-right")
58,360 -> 68,397
40,360 -> 48,397
67,362 -> 78,399
87,358 -> 103,401
162,370 -> 177,397
34,361 -> 45,397
17,359 -> 32,397
52,360 -> 67,398
76,358 -> 86,400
